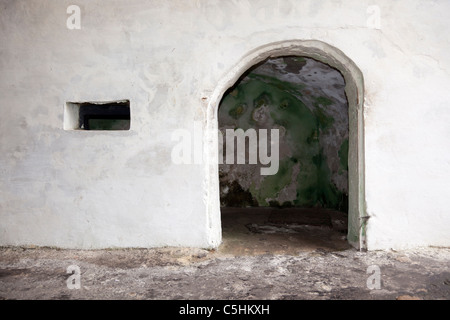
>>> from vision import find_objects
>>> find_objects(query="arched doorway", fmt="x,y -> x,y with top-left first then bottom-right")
205,40 -> 365,250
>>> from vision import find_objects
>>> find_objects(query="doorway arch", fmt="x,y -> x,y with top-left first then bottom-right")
205,40 -> 366,250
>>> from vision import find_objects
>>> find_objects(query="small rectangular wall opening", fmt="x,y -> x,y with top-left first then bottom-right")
64,100 -> 130,130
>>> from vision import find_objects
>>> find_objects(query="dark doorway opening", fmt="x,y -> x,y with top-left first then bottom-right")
218,56 -> 350,254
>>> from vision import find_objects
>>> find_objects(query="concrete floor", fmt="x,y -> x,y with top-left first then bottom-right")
219,207 -> 350,256
0,208 -> 449,300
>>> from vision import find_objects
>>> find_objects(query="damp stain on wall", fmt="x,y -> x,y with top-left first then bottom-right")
218,56 -> 349,212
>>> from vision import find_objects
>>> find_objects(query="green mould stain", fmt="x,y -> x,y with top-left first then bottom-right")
218,56 -> 349,213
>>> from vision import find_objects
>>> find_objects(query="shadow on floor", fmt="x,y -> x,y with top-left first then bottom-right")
218,207 -> 351,256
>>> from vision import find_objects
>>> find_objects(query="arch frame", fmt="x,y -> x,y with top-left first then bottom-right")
204,40 -> 366,250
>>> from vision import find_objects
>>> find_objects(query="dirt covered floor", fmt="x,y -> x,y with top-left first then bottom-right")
0,208 -> 449,300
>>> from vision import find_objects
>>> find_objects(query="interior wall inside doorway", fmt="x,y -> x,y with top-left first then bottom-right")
218,56 -> 349,212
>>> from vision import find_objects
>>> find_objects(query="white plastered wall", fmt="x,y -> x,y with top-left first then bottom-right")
0,0 -> 449,250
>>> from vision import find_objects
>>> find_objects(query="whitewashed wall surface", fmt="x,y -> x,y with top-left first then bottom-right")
0,0 -> 449,250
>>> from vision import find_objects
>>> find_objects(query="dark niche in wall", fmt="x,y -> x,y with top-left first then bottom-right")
64,100 -> 130,130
